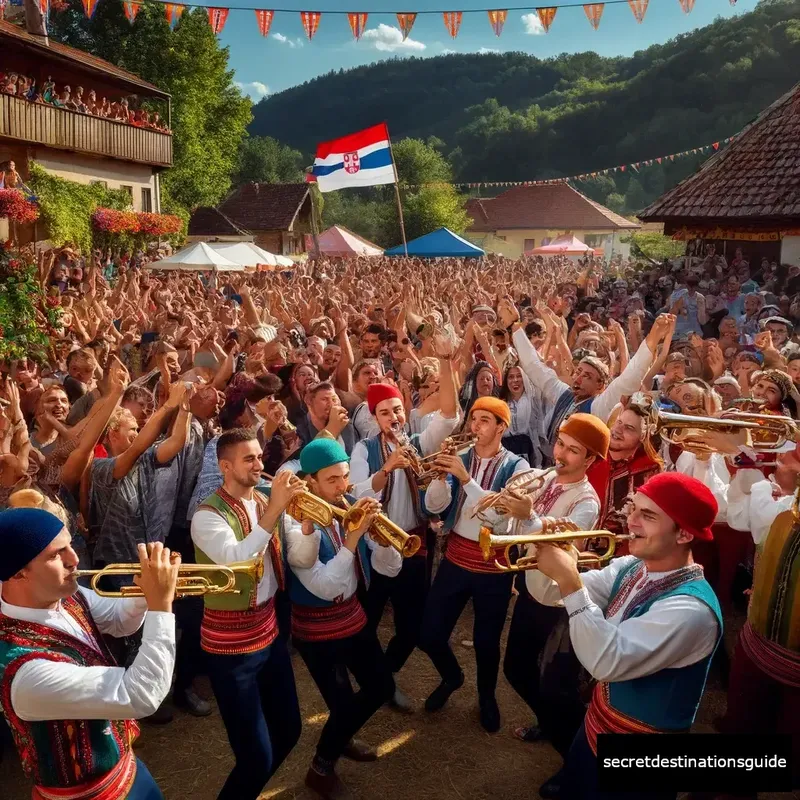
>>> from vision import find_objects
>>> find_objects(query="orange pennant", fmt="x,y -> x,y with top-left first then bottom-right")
123,1 -> 140,23
207,7 -> 229,34
487,10 -> 507,37
536,7 -> 557,32
627,0 -> 648,22
583,3 -> 604,29
164,3 -> 185,25
396,12 -> 416,40
255,9 -> 274,36
678,0 -> 695,12
301,11 -> 321,40
442,11 -> 462,39
347,12 -> 368,40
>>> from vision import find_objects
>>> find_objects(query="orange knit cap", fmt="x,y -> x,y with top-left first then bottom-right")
470,397 -> 512,427
559,412 -> 610,460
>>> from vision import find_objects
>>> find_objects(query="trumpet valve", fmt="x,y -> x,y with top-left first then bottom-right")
479,526 -> 494,561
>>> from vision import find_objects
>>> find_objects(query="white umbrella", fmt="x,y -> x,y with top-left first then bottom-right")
148,242 -> 243,271
211,242 -> 294,268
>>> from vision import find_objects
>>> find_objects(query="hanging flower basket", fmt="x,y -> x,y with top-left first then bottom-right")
0,190 -> 40,224
92,208 -> 141,234
137,212 -> 183,237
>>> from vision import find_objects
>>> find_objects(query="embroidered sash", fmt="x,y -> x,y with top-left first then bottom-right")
33,751 -> 137,800
200,598 -> 278,656
291,594 -> 367,642
740,621 -> 800,688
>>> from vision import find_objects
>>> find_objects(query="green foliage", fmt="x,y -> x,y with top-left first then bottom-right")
48,1 -> 252,213
623,231 -> 685,261
234,136 -> 304,186
27,163 -> 130,252
604,193 -> 626,215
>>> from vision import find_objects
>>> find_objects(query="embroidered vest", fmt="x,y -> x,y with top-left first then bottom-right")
584,559 -> 722,753
0,593 -> 139,794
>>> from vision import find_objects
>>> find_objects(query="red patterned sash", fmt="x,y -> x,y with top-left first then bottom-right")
33,751 -> 137,800
291,594 -> 367,642
740,621 -> 800,688
445,532 -> 510,574
200,598 -> 278,656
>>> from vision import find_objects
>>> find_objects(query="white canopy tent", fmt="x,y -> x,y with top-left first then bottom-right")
210,242 -> 294,268
147,242 -> 243,271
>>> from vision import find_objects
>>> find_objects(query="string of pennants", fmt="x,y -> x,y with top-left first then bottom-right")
406,134 -> 738,189
74,0 -> 740,38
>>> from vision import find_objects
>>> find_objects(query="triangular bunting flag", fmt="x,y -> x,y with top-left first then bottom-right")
207,7 -> 229,34
729,0 -> 736,4
627,0 -> 648,23
712,142 -> 720,151
678,0 -> 695,12
396,12 -> 416,40
583,3 -> 604,30
301,11 -> 321,40
442,11 -> 462,38
80,0 -> 100,18
669,155 -> 675,161
620,165 -> 626,172
347,12 -> 368,40
164,4 -> 186,25
255,10 -> 274,36
487,10 -> 507,36
123,1 -> 140,23
537,7 -> 557,32
656,157 -> 662,164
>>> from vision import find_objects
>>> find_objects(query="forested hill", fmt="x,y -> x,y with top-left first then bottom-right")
251,0 -> 800,184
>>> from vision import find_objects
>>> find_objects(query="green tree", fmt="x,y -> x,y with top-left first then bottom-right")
604,193 -> 626,214
234,136 -> 304,186
393,138 -> 453,187
624,231 -> 685,261
624,178 -> 648,213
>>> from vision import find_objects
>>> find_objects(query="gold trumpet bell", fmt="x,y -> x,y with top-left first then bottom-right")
335,500 -> 422,558
406,309 -> 434,340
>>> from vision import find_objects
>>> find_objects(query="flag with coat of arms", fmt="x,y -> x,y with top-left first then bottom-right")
309,123 -> 396,192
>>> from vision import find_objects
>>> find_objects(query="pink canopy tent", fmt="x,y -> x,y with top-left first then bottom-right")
526,234 -> 603,256
317,225 -> 383,257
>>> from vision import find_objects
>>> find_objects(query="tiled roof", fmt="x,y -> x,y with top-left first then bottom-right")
639,82 -> 800,224
0,20 -> 168,98
188,207 -> 251,237
465,183 -> 638,232
218,183 -> 310,232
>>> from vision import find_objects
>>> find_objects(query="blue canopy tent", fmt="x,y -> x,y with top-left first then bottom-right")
384,227 -> 485,258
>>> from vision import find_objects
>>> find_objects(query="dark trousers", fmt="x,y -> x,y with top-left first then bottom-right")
503,579 -> 586,757
294,624 -> 395,763
562,724 -> 677,800
206,636 -> 301,800
365,553 -> 429,673
130,758 -> 165,799
418,557 -> 513,699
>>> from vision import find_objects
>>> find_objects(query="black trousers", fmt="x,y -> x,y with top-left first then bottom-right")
294,623 -> 395,762
503,578 -> 586,757
364,553 -> 429,673
419,557 -> 513,699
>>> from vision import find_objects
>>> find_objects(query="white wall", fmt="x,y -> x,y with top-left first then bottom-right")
781,236 -> 800,266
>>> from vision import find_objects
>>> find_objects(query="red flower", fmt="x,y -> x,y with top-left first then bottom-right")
0,190 -> 39,224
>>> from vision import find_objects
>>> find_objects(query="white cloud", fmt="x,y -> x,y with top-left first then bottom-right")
521,13 -> 545,35
479,47 -> 500,54
441,48 -> 457,55
361,23 -> 426,52
273,32 -> 303,47
235,81 -> 270,100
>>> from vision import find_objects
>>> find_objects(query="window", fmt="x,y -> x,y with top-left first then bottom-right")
121,185 -> 133,202
141,187 -> 152,212
524,238 -> 535,252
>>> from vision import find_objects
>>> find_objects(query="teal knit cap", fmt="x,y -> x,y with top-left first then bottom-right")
300,438 -> 349,475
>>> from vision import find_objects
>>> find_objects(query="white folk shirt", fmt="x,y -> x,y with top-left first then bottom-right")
527,556 -> 719,682
424,453 -> 531,541
284,517 -> 402,602
350,410 -> 460,532
1,586 -> 175,722
673,451 -> 730,524
725,468 -> 793,545
191,496 -> 318,605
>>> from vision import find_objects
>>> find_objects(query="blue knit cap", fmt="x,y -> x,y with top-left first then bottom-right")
300,439 -> 349,476
0,508 -> 66,581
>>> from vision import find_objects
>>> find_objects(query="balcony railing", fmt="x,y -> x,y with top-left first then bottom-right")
0,94 -> 172,167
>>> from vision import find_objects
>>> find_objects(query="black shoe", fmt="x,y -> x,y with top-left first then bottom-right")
173,688 -> 212,717
479,695 -> 500,733
342,738 -> 377,762
424,672 -> 465,712
513,724 -> 545,743
538,768 -> 564,799
389,687 -> 414,714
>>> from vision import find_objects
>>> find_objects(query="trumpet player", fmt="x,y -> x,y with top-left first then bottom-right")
190,428 -> 312,800
284,439 -> 400,800
349,355 -> 460,712
0,509 -> 180,799
420,396 -> 529,732
527,473 -> 722,800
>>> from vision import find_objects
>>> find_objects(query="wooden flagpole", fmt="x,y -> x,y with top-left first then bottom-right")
388,132 -> 408,256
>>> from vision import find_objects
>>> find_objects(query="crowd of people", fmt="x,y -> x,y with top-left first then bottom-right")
0,242 -> 798,800
0,70 -> 171,132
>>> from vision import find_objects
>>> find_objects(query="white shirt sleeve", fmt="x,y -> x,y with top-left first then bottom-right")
512,326 -> 571,410
674,452 -> 730,523
353,404 -> 380,441
11,612 -> 175,722
425,476 -> 452,514
349,440 -> 380,499
81,588 -> 148,639
366,535 -> 403,577
590,340 -> 654,423
419,410 -> 461,456
748,480 -> 794,546
191,508 -> 271,564
282,512 -> 320,570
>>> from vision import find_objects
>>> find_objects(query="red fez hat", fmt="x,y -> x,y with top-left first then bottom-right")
637,472 -> 717,541
367,383 -> 403,414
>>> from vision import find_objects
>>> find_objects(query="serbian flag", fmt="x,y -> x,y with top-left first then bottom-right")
311,123 -> 395,192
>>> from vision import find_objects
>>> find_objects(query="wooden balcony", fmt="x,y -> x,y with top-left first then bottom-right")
0,93 -> 172,167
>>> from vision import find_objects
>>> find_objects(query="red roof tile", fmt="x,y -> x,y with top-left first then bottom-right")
218,183 -> 310,232
465,183 -> 638,232
639,82 -> 800,224
0,20 -> 168,98
188,207 -> 251,238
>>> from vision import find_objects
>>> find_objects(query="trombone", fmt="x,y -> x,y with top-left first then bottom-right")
75,559 -> 265,598
479,519 -> 634,572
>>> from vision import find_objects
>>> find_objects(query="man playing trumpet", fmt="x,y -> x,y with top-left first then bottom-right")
0,508 -> 180,799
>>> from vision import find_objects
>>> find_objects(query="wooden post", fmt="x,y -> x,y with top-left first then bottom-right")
388,137 -> 408,256
308,184 -> 322,261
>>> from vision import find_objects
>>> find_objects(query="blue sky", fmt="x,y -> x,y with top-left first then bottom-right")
227,0 -> 760,98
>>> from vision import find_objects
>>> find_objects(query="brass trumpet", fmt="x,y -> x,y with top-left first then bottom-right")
75,559 -> 265,598
337,496 -> 421,558
393,426 -> 477,488
652,410 -> 762,455
479,519 -> 635,572
259,473 -> 335,528
719,409 -> 799,451
472,467 -> 557,519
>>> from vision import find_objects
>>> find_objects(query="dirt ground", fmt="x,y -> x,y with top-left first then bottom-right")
2,603 -> 797,800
